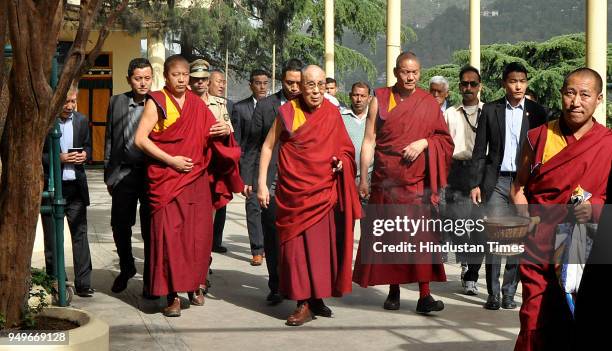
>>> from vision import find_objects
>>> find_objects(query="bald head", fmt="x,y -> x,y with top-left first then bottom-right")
300,65 -> 326,109
393,52 -> 421,93
563,68 -> 603,94
395,51 -> 420,68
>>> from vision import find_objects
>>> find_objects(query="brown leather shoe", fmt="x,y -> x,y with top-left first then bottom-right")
162,297 -> 181,317
250,255 -> 263,266
286,302 -> 314,326
188,288 -> 205,306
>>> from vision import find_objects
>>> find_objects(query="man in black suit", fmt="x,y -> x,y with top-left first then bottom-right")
470,62 -> 547,310
231,69 -> 271,266
104,58 -> 154,296
42,85 -> 94,297
242,59 -> 302,303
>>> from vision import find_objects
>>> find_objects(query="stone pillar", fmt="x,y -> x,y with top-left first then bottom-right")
324,0 -> 335,78
470,0 -> 481,71
147,30 -> 165,91
586,0 -> 607,124
386,0 -> 401,86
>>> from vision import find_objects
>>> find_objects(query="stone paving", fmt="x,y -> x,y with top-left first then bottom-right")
31,170 -> 521,351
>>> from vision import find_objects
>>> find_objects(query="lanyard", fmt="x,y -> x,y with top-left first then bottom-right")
462,107 -> 480,133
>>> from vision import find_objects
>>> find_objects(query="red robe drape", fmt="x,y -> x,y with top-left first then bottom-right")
353,86 -> 453,287
516,119 -> 612,351
146,89 -> 243,296
275,98 -> 361,297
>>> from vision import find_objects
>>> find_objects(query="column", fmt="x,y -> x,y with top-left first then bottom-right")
586,0 -> 607,124
386,0 -> 401,86
324,0 -> 335,78
470,0 -> 481,71
147,30 -> 165,91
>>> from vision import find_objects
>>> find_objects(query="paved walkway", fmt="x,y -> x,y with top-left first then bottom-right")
32,170 -> 521,351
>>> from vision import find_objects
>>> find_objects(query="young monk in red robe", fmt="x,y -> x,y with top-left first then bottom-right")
352,52 -> 454,314
511,68 -> 612,351
257,65 -> 361,326
134,55 -> 243,317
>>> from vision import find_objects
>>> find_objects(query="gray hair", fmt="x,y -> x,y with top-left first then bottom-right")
429,76 -> 449,91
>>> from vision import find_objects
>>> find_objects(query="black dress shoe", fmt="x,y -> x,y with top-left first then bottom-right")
383,292 -> 400,310
111,268 -> 137,293
502,295 -> 517,309
309,299 -> 332,317
75,287 -> 95,297
266,291 -> 283,305
484,294 -> 501,310
416,295 -> 444,314
212,246 -> 228,253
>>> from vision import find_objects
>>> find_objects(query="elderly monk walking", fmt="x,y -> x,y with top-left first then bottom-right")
257,65 -> 361,326
511,68 -> 612,351
134,55 -> 243,317
352,52 -> 454,314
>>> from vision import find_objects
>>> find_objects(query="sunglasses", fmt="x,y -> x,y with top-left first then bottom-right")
460,81 -> 480,87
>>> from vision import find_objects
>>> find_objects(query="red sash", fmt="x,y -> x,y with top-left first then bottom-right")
147,89 -> 243,213
372,87 -> 453,205
525,119 -> 612,261
275,98 -> 362,294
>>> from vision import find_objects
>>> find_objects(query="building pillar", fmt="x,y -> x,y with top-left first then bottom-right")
386,0 -> 401,86
147,30 -> 165,91
586,0 -> 607,125
470,0 -> 481,71
324,0 -> 334,78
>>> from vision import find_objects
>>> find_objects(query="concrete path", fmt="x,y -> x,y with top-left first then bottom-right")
31,170 -> 521,351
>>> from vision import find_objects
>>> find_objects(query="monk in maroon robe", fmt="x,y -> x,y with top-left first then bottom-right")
352,52 -> 453,313
135,55 -> 242,317
511,68 -> 612,351
257,65 -> 361,326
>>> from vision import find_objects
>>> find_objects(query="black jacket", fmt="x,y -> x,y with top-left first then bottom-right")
471,97 -> 547,201
241,90 -> 283,188
231,95 -> 256,148
43,111 -> 92,206
104,91 -> 148,187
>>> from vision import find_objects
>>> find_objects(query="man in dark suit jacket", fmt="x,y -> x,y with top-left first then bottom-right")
42,86 -> 94,297
470,62 -> 547,311
231,69 -> 271,266
241,59 -> 303,303
104,58 -> 154,296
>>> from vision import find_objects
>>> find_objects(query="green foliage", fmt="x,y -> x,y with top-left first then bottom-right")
129,0 -> 388,80
420,33 -> 608,118
0,313 -> 5,329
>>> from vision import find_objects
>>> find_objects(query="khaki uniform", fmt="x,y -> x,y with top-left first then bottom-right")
206,94 -> 233,132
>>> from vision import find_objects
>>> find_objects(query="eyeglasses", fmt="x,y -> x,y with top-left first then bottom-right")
460,81 -> 480,87
304,81 -> 326,92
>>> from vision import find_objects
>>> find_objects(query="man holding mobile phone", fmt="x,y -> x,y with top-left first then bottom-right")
42,84 -> 93,297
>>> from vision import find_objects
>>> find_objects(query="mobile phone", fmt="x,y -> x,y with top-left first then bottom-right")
68,147 -> 83,153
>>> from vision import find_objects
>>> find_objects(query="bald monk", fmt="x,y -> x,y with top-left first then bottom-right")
257,65 -> 361,326
352,52 -> 454,313
511,68 -> 612,350
134,55 -> 243,317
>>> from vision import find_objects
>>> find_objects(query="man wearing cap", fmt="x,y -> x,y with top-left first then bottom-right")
189,61 -> 234,253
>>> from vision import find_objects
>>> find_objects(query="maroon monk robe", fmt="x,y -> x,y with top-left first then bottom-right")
353,86 -> 454,287
146,88 -> 243,296
516,119 -> 612,351
275,98 -> 361,300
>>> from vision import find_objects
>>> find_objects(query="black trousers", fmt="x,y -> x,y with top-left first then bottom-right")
213,206 -> 226,248
110,168 -> 151,289
245,193 -> 264,255
42,181 -> 92,291
262,197 -> 279,293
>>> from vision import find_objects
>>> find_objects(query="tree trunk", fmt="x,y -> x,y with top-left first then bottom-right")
0,83 -> 47,327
